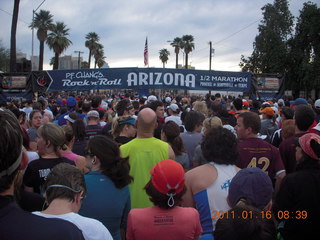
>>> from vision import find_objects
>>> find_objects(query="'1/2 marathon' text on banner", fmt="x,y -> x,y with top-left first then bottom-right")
33,68 -> 252,92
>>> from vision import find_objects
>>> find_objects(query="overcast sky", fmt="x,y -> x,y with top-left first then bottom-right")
0,0 -> 316,71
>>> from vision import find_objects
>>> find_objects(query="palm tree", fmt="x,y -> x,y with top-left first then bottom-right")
159,48 -> 170,68
10,0 -> 20,72
181,35 -> 195,69
30,10 -> 54,70
92,43 -> 104,68
46,21 -> 72,70
85,32 -> 99,68
170,37 -> 183,69
49,56 -> 55,69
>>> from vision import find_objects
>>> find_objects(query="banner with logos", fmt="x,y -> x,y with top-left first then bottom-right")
0,72 -> 33,102
251,74 -> 285,100
30,68 -> 252,92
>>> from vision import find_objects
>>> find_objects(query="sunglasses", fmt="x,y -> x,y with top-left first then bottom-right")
84,150 -> 95,157
126,105 -> 134,110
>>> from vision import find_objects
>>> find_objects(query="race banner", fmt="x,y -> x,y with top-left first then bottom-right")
252,74 -> 285,100
30,68 -> 252,92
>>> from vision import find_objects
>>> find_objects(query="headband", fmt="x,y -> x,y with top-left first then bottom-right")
119,118 -> 135,126
0,151 -> 22,178
46,184 -> 81,193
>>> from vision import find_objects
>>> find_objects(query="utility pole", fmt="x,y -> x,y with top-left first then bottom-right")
74,51 -> 84,69
209,41 -> 212,71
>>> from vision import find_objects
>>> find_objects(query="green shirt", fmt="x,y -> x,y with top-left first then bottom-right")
120,137 -> 169,208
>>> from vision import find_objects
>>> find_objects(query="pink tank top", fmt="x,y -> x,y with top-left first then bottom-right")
61,151 -> 79,163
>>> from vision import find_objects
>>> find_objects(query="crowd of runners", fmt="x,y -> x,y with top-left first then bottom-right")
0,91 -> 320,240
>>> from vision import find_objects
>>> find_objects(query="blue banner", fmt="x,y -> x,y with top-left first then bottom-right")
33,68 -> 252,92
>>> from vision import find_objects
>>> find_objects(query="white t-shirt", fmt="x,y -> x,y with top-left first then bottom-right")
165,115 -> 182,126
33,211 -> 113,240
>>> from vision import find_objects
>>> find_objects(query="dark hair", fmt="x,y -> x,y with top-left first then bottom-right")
86,135 -> 133,188
280,107 -> 294,120
91,96 -> 102,108
214,204 -> 277,240
116,99 -> 131,116
233,98 -> 243,111
162,121 -> 185,156
184,111 -> 205,132
72,119 -> 86,141
238,112 -> 261,134
9,108 -> 22,119
0,110 -> 23,193
44,163 -> 86,205
294,105 -> 315,131
149,100 -> 164,112
201,127 -> 238,164
82,102 -> 91,113
144,180 -> 186,209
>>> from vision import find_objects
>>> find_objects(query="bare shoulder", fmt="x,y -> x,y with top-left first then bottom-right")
185,164 -> 218,194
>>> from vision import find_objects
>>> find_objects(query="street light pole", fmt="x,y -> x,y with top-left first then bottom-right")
74,51 -> 84,69
31,0 -> 46,69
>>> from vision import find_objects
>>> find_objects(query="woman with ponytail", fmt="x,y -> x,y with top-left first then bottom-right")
161,121 -> 189,170
79,135 -> 132,240
23,123 -> 75,194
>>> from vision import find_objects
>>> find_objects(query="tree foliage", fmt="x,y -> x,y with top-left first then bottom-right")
85,32 -> 100,68
30,9 -> 54,70
46,21 -> 72,70
240,0 -> 293,74
159,48 -> 170,68
286,2 -> 320,93
170,37 -> 183,69
0,40 -> 10,72
181,35 -> 195,69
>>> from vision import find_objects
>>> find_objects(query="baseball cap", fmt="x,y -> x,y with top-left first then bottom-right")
313,122 -> 320,132
228,167 -> 273,209
315,99 -> 320,109
87,110 -> 99,118
260,107 -> 274,116
165,97 -> 172,104
297,133 -> 320,160
169,104 -> 179,112
242,99 -> 249,106
150,159 -> 184,195
64,113 -> 77,123
67,97 -> 76,107
290,98 -> 308,106
147,95 -> 157,102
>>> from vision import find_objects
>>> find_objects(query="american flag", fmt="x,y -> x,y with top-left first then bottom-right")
144,37 -> 148,66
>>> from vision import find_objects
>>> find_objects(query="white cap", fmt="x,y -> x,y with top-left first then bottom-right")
64,114 -> 75,123
147,95 -> 157,102
165,97 -> 172,104
169,104 -> 179,112
87,110 -> 99,118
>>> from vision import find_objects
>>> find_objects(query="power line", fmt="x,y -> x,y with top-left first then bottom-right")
212,19 -> 260,46
0,8 -> 29,25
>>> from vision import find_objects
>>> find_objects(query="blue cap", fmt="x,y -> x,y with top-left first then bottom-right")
67,97 -> 76,107
290,98 -> 308,106
228,167 -> 273,209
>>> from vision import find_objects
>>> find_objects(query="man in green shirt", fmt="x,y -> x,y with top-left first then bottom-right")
120,108 -> 175,209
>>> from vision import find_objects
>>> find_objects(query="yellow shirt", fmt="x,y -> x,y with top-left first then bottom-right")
120,137 -> 169,208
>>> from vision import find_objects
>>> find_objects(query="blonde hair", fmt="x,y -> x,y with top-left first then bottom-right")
111,116 -> 135,138
37,123 -> 65,157
203,116 -> 222,134
193,101 -> 208,117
